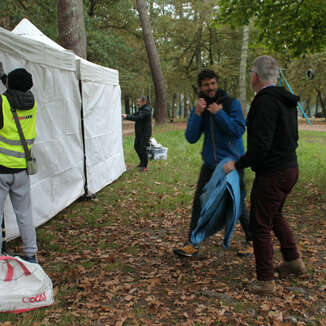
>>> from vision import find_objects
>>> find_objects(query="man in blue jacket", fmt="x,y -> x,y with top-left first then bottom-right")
174,69 -> 252,257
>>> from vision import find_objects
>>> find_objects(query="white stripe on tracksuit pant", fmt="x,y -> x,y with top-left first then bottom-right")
0,170 -> 37,256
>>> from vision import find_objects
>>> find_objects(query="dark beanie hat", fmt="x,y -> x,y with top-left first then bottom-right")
7,68 -> 33,92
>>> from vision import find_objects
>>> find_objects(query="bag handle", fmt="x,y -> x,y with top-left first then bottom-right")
4,261 -> 14,282
1,256 -> 32,282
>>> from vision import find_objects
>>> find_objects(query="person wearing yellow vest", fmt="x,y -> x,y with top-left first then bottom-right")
0,64 -> 38,264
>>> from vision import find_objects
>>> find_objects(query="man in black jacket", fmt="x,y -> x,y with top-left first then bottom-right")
122,96 -> 152,171
224,55 -> 306,295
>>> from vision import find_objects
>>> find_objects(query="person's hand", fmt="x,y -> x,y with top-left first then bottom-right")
224,160 -> 235,173
195,98 -> 207,116
207,103 -> 223,115
122,114 -> 127,119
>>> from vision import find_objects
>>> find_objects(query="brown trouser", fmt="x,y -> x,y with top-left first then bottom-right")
250,166 -> 300,281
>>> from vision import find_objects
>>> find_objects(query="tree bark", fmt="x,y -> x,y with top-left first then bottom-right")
305,96 -> 311,118
136,0 -> 167,124
0,16 -> 11,29
124,95 -> 130,115
57,0 -> 87,59
184,96 -> 188,119
171,93 -> 177,121
239,25 -> 250,115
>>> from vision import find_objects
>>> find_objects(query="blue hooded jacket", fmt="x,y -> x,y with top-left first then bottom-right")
191,158 -> 241,248
185,89 -> 246,168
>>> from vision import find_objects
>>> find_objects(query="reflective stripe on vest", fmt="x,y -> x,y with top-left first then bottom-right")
0,135 -> 35,146
0,95 -> 37,168
0,147 -> 26,158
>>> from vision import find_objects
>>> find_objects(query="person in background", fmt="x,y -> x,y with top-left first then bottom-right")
0,63 -> 38,263
173,69 -> 253,258
122,96 -> 152,172
224,55 -> 307,295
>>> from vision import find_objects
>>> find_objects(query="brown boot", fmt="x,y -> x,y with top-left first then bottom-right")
275,258 -> 307,278
247,280 -> 276,296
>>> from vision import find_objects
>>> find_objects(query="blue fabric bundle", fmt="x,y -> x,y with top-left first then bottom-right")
190,158 -> 241,248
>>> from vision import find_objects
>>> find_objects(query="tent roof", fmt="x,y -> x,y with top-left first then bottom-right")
0,25 -> 76,71
12,19 -> 119,85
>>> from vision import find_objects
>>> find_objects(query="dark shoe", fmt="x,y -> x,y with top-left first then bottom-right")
22,255 -> 38,264
247,280 -> 276,295
275,258 -> 307,278
139,166 -> 148,172
237,241 -> 254,257
173,242 -> 199,257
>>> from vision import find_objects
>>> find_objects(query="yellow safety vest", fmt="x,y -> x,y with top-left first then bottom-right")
0,95 -> 37,169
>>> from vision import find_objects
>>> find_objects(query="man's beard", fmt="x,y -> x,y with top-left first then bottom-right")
199,90 -> 218,105
206,90 -> 217,98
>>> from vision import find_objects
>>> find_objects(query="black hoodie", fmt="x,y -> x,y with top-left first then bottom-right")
0,89 -> 36,173
235,86 -> 299,173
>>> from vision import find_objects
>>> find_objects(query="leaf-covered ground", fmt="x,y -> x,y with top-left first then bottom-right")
1,126 -> 326,326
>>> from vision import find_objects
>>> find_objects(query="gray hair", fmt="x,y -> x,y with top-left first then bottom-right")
138,95 -> 147,103
252,55 -> 279,83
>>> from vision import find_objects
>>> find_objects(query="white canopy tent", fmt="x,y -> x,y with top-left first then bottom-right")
0,19 -> 125,240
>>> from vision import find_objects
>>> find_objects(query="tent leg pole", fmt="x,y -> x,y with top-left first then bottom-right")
2,214 -> 7,254
78,80 -> 96,201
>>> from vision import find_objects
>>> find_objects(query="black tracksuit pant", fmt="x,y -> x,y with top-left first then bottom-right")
134,136 -> 150,168
188,164 -> 252,243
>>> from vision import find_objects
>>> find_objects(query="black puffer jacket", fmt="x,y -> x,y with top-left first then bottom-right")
235,86 -> 299,173
126,103 -> 152,138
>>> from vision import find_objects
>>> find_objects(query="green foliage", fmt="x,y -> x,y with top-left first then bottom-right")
0,0 -> 58,39
1,0 -> 325,114
217,0 -> 326,58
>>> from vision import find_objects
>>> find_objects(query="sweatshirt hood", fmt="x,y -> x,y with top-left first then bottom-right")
258,86 -> 299,108
4,89 -> 35,111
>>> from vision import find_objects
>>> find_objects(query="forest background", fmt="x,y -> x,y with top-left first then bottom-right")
1,0 -> 326,123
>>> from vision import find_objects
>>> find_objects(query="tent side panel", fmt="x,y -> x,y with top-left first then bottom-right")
0,51 -> 85,240
82,81 -> 126,194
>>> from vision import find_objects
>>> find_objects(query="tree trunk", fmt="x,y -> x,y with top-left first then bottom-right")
171,93 -> 177,122
317,90 -> 326,120
239,25 -> 250,115
124,95 -> 130,115
88,0 -> 96,16
209,28 -> 214,65
136,0 -> 167,124
0,16 -> 11,29
57,0 -> 87,59
315,91 -> 319,116
184,96 -> 188,119
305,96 -> 311,118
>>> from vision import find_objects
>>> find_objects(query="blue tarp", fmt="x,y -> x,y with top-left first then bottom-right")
190,158 -> 241,248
